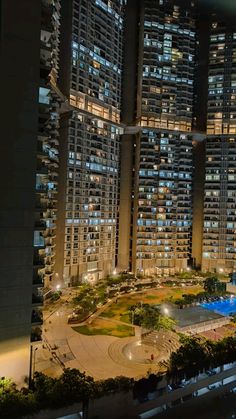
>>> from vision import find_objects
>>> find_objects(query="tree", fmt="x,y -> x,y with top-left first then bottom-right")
168,335 -> 236,379
217,281 -> 226,293
33,369 -> 95,409
169,336 -> 209,378
182,294 -> 195,304
0,378 -> 36,418
203,276 -> 219,293
129,303 -> 175,332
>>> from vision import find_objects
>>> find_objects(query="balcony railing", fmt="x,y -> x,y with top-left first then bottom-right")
32,294 -> 44,305
33,275 -> 44,286
35,220 -> 47,229
33,257 -> 45,267
36,184 -> 48,192
31,310 -> 43,325
31,327 -> 42,342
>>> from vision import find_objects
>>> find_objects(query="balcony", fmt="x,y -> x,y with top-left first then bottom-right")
36,184 -> 48,193
31,310 -> 43,325
45,270 -> 53,277
33,256 -> 45,267
32,293 -> 44,306
35,220 -> 47,230
31,326 -> 42,342
36,163 -> 48,174
34,232 -> 45,248
33,275 -> 44,286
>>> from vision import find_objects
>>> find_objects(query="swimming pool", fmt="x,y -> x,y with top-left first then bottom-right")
201,297 -> 236,316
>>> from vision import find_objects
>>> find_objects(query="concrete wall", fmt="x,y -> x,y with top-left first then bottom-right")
0,0 -> 41,383
178,316 -> 230,334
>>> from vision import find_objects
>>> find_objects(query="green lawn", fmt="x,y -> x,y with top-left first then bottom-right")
119,312 -> 130,323
101,309 -> 116,318
72,320 -> 134,338
145,294 -> 158,300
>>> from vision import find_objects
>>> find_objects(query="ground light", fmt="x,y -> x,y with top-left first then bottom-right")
163,307 -> 169,315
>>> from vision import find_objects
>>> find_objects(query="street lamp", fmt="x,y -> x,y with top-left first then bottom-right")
32,347 -> 38,378
131,310 -> 134,325
29,345 -> 38,389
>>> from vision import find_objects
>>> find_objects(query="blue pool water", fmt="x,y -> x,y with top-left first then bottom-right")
201,297 -> 236,316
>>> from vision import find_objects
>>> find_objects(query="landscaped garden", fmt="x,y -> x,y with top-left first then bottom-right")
101,285 -> 203,324
69,284 -> 201,337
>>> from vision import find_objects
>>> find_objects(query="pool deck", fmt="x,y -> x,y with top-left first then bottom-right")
170,306 -> 224,327
164,304 -> 224,328
162,303 -> 230,333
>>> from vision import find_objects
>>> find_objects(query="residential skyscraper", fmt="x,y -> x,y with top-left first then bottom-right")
56,0 -> 125,285
0,0 -> 61,382
118,0 -> 196,275
202,17 -> 236,273
33,0 -> 62,341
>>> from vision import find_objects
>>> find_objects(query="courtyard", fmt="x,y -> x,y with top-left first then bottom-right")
34,285 -> 195,378
34,283 -> 235,382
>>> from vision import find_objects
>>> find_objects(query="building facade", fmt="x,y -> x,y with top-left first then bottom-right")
0,0 -> 62,383
0,0 -> 40,383
56,0 -> 125,285
118,0 -> 196,275
33,0 -> 62,341
202,19 -> 236,273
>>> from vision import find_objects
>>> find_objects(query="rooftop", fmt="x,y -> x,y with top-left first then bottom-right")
163,304 -> 224,328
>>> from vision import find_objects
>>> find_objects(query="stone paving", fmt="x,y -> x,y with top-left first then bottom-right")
35,297 -> 176,380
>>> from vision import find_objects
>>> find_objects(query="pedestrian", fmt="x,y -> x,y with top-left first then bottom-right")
151,353 -> 154,361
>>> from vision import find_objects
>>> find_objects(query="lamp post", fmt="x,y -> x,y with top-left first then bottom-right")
32,347 -> 38,378
29,345 -> 38,389
131,310 -> 134,325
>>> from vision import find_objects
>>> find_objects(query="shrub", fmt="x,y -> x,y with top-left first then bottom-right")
50,291 -> 62,302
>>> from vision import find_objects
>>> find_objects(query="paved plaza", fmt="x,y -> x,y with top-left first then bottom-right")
35,299 -> 177,380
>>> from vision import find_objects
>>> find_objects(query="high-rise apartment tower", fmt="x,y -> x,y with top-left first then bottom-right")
202,17 -> 236,273
56,0 -> 125,284
0,0 -> 62,382
118,0 -> 197,276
